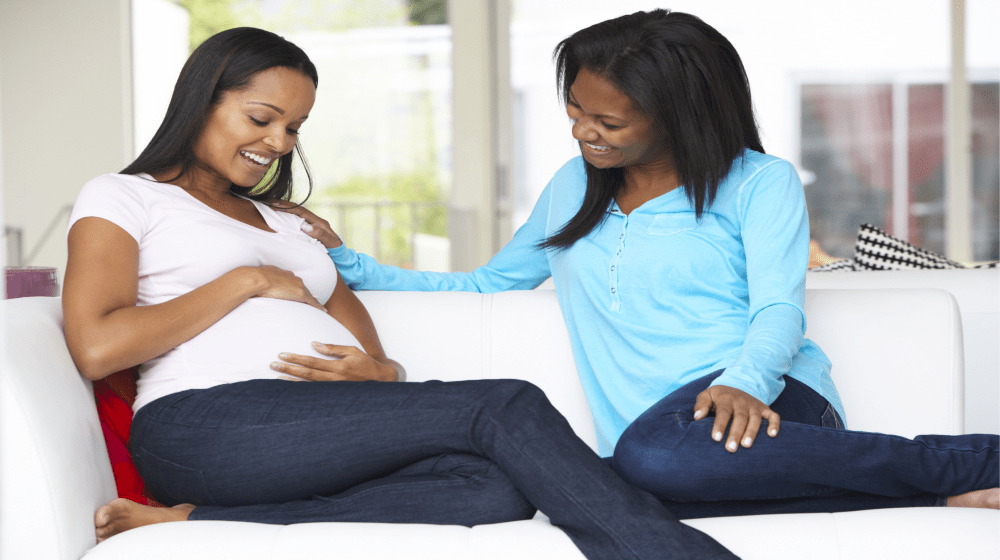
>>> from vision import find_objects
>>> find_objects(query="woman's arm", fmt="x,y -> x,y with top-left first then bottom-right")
711,159 -> 810,399
694,158 -> 809,451
63,217 -> 324,380
282,184 -> 557,293
266,274 -> 403,382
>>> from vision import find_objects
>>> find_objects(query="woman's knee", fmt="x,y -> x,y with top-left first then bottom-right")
469,462 -> 537,524
476,379 -> 552,417
613,415 -> 709,501
425,453 -> 536,525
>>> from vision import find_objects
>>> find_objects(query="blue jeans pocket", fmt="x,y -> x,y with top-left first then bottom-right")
133,446 -> 216,506
821,404 -> 845,430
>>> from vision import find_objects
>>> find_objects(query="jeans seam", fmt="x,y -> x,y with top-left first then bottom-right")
137,445 -> 218,505
144,412 -> 394,430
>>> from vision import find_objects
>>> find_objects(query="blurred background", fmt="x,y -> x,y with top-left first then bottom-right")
1,0 -> 998,277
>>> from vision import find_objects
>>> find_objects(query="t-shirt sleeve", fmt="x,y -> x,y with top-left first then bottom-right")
67,175 -> 149,243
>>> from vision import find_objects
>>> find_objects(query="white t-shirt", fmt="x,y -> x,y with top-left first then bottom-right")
68,173 -> 362,412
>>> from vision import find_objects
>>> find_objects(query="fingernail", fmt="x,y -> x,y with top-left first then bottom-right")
770,429 -> 778,436
311,341 -> 323,348
713,432 -> 723,441
727,441 -> 737,451
693,410 -> 704,420
300,223 -> 313,233
743,437 -> 752,447
278,353 -> 290,360
270,362 -> 282,370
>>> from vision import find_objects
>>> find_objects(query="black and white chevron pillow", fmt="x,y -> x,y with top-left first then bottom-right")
853,224 -> 967,270
809,224 -> 997,272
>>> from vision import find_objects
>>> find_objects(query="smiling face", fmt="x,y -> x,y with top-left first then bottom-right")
190,66 -> 316,190
567,67 -> 669,170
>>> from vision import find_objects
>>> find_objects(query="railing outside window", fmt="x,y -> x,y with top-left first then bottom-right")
306,200 -> 449,270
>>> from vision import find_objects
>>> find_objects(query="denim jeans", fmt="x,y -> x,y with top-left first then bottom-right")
612,370 -> 999,519
130,378 -> 738,560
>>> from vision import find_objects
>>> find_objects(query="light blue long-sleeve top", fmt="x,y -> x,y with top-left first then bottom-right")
329,150 -> 844,456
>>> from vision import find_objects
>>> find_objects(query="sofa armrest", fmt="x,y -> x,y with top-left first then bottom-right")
1,297 -> 116,560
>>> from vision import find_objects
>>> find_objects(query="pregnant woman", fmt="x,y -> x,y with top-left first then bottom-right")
62,26 -> 737,560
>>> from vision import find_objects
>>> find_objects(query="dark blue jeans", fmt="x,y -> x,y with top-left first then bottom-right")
612,370 -> 999,519
130,378 -> 737,560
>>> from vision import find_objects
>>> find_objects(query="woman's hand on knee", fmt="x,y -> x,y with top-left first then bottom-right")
692,386 -> 780,453
271,342 -> 398,382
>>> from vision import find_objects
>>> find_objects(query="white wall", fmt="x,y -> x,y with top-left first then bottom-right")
0,0 -> 133,281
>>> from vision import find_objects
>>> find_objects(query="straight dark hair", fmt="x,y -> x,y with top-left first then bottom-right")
543,9 -> 764,250
122,27 -> 319,203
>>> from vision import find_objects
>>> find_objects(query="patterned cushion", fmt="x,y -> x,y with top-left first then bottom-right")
853,224 -> 966,270
809,259 -> 855,272
810,224 -> 997,272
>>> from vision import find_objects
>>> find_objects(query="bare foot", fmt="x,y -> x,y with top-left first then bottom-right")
94,498 -> 195,542
946,488 -> 999,509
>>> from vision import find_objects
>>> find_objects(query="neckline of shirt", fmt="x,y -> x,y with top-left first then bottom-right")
129,172 -> 282,236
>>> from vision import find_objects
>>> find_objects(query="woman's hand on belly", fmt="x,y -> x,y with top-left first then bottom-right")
270,341 -> 400,382
249,265 -> 326,311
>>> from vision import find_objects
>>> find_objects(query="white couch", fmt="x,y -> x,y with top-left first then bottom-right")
2,289 -> 997,560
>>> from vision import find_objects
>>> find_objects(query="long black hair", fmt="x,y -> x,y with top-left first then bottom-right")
121,27 -> 319,203
543,9 -> 763,250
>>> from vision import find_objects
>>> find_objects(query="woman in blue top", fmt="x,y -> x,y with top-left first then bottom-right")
282,9 -> 998,515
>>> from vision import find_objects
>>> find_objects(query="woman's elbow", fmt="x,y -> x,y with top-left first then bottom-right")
71,350 -> 114,380
65,334 -> 117,380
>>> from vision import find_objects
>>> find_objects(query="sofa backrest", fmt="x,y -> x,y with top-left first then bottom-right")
357,288 -> 964,442
356,290 -> 597,447
800,288 -> 964,437
807,268 -> 997,434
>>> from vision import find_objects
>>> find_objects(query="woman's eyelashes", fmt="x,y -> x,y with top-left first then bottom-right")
248,115 -> 300,136
567,103 -> 623,131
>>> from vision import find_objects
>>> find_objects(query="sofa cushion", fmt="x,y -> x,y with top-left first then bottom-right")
854,224 -> 967,270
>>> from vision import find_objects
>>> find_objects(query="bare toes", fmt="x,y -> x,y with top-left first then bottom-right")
93,498 -> 192,542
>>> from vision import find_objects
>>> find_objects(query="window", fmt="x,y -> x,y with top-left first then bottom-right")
801,79 -> 999,261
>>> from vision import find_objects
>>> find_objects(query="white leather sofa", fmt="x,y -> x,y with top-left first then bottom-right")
2,289 -> 997,560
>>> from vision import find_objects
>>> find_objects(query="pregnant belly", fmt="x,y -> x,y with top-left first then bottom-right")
137,298 -> 362,408
181,298 -> 362,376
